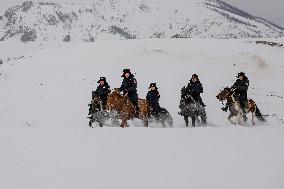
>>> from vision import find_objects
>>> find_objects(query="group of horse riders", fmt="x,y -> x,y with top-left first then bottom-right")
89,68 -> 250,119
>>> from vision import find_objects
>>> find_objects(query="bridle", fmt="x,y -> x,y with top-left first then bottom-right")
92,97 -> 103,110
219,88 -> 235,104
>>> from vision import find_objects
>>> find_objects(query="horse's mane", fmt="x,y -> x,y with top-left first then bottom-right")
223,87 -> 231,91
221,87 -> 234,95
109,89 -> 121,96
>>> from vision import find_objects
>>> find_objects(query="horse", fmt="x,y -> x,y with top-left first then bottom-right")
87,92 -> 110,127
149,107 -> 173,127
106,89 -> 149,128
178,88 -> 207,127
216,87 -> 265,125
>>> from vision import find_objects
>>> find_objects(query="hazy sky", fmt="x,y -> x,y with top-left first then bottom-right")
0,0 -> 284,27
222,0 -> 284,26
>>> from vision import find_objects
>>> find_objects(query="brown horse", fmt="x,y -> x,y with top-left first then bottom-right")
216,87 -> 265,125
106,89 -> 149,128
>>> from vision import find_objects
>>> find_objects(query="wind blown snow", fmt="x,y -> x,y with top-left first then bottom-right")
0,38 -> 284,189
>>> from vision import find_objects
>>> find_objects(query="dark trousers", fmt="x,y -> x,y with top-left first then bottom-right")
234,93 -> 247,109
150,104 -> 161,117
192,95 -> 205,106
100,97 -> 108,110
128,95 -> 139,112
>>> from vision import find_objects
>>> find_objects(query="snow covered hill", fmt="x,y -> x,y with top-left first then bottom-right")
1,35 -> 284,188
0,0 -> 283,42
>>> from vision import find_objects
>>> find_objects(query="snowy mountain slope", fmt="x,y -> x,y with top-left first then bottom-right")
0,0 -> 283,42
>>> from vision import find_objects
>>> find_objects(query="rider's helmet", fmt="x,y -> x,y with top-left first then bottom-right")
97,77 -> 106,83
121,69 -> 131,77
148,83 -> 158,89
237,72 -> 245,78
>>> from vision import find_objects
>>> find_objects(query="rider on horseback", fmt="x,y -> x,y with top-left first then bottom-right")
95,77 -> 111,110
222,72 -> 249,113
183,74 -> 205,106
119,69 -> 139,115
146,83 -> 162,117
88,77 -> 110,115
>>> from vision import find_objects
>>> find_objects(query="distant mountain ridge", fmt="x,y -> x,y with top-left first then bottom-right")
0,0 -> 283,42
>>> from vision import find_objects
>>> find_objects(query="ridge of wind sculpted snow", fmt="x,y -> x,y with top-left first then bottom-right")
0,0 -> 283,42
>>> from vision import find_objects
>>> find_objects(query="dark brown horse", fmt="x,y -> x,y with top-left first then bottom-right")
216,87 -> 265,125
106,89 -> 149,128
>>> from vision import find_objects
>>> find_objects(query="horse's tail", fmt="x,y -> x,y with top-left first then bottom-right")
255,105 -> 266,122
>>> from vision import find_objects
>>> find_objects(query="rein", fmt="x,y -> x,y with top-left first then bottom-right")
219,89 -> 236,106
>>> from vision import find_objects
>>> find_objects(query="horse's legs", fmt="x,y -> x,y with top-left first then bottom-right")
237,113 -> 244,125
243,113 -> 248,123
89,120 -> 92,127
252,111 -> 256,125
109,111 -> 119,126
192,117 -> 196,127
228,114 -> 236,125
201,115 -> 207,125
120,118 -> 127,128
184,116 -> 189,127
196,117 -> 201,126
159,112 -> 167,127
167,116 -> 173,127
161,121 -> 166,128
143,117 -> 149,127
112,117 -> 120,126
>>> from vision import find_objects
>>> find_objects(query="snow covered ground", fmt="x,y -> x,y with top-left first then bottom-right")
1,126 -> 284,189
0,38 -> 284,188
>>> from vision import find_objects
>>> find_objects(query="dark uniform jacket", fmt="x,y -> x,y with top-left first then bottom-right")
146,89 -> 161,115
95,83 -> 110,108
120,74 -> 138,105
184,81 -> 204,105
232,77 -> 249,108
146,90 -> 160,106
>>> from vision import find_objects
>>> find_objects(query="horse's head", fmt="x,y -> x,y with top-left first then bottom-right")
181,93 -> 195,103
92,92 -> 101,103
181,86 -> 195,103
216,87 -> 233,101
